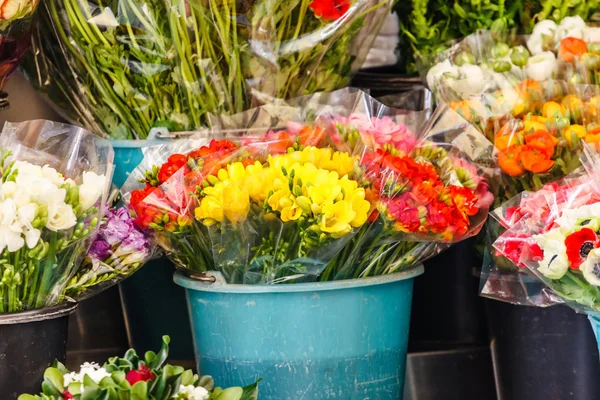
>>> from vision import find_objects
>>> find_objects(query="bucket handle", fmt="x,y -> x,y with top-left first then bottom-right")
183,270 -> 228,285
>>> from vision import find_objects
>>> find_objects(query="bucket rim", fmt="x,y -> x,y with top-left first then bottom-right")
109,139 -> 167,148
174,265 -> 424,293
0,299 -> 78,325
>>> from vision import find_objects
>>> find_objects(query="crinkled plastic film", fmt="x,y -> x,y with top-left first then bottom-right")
0,120 -> 113,310
22,0 -> 394,139
123,89 -> 497,283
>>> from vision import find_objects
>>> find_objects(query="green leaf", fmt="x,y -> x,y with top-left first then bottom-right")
131,381 -> 148,400
144,351 -> 157,366
213,387 -> 244,400
17,395 -> 40,400
150,336 -> 171,370
240,379 -> 261,400
43,367 -> 65,392
111,370 -> 127,385
181,370 -> 198,386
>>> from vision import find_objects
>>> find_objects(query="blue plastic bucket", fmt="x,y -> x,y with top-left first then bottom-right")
110,140 -> 161,188
112,139 -> 196,362
589,315 -> 600,358
175,266 -> 424,399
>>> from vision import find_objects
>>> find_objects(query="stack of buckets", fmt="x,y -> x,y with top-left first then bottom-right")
112,141 -> 425,399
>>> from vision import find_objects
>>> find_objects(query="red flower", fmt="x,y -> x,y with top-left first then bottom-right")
411,181 -> 439,204
130,184 -> 156,207
126,365 -> 154,385
62,390 -> 74,400
565,228 -> 600,269
158,154 -> 189,184
387,193 -> 421,233
310,0 -> 349,20
188,139 -> 237,160
426,199 -> 455,235
448,185 -> 479,219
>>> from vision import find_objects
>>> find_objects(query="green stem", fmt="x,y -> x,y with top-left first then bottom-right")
35,233 -> 58,309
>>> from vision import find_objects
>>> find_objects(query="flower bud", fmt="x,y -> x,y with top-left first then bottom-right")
510,46 -> 530,67
589,42 -> 600,54
493,60 -> 512,73
454,51 -> 476,66
492,43 -> 510,58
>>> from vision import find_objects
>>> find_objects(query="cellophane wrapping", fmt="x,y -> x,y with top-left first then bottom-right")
492,166 -> 600,311
23,0 -> 393,139
64,189 -> 159,300
0,120 -> 113,311
122,89 -> 496,284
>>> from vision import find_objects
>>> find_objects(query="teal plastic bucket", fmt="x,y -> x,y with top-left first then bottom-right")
175,266 -> 424,399
112,140 -> 195,362
589,315 -> 600,358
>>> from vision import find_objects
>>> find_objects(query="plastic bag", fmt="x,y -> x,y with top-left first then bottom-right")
493,172 -> 600,312
64,189 -> 159,300
122,89 -> 496,283
22,0 -> 393,140
0,120 -> 113,311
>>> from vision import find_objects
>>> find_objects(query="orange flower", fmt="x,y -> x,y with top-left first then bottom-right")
498,146 -> 526,177
524,130 -> 558,157
298,126 -> 326,147
562,95 -> 583,112
268,131 -> 294,154
528,115 -> 548,124
585,127 -> 600,143
559,37 -> 588,62
495,131 -> 521,151
519,147 -> 554,174
542,101 -> 567,119
451,100 -> 478,121
590,96 -> 600,110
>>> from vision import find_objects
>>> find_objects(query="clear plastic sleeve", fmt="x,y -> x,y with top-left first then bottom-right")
64,188 -> 159,300
122,89 -> 497,283
22,0 -> 393,139
0,120 -> 113,311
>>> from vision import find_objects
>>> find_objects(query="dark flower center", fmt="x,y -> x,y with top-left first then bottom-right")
580,241 -> 595,258
593,263 -> 600,278
581,219 -> 591,226
548,254 -> 558,266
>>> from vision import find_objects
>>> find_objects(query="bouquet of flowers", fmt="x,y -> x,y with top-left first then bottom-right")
64,201 -> 157,300
18,336 -> 260,400
123,90 -> 494,283
23,0 -> 393,139
0,120 -> 112,312
492,170 -> 600,309
423,16 -> 600,102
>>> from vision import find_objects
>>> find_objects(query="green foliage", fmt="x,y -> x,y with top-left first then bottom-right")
397,0 -> 600,73
18,336 -> 260,400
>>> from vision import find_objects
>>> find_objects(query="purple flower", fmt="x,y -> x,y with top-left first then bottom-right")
89,239 -> 111,261
120,230 -> 149,254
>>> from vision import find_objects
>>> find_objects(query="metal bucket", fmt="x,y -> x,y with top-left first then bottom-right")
175,266 -> 424,400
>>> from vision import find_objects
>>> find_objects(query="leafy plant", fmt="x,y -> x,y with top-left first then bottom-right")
19,336 -> 260,400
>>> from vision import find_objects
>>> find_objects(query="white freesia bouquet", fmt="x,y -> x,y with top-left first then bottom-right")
0,120 -> 113,312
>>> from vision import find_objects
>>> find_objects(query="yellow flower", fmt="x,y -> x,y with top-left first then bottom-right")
522,119 -> 548,133
542,101 -> 567,119
319,200 -> 356,238
563,124 -> 586,146
268,147 -> 357,178
195,181 -> 249,226
245,161 -> 276,203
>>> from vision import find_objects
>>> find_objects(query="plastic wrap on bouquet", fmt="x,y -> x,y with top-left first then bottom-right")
492,172 -> 600,311
22,0 -> 394,139
64,193 -> 159,300
0,120 -> 113,311
123,89 -> 497,283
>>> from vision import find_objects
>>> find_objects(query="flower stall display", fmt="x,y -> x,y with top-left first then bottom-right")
0,120 -> 113,312
123,90 -> 495,283
23,0 -> 394,139
423,17 -> 600,103
64,201 -> 157,300
397,0 -> 600,74
18,336 -> 260,400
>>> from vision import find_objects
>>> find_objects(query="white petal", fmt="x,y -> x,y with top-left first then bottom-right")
25,228 -> 40,249
582,248 -> 600,286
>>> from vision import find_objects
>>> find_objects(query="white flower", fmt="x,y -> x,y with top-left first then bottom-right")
554,203 -> 600,229
46,203 -> 77,232
555,16 -> 586,43
79,171 -> 106,211
426,59 -> 459,90
0,181 -> 16,199
534,228 -> 569,279
526,51 -> 557,81
0,225 -> 24,252
584,27 -> 600,43
527,20 -> 557,55
13,161 -> 42,178
447,64 -> 487,98
41,165 -> 65,186
63,362 -> 111,393
582,248 -> 600,286
173,385 -> 209,400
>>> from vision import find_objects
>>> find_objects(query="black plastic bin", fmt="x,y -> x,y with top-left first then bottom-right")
351,66 -> 423,99
0,301 -> 78,398
487,301 -> 600,400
